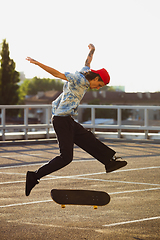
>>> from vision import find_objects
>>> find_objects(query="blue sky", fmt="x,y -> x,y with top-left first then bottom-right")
1,0 -> 160,92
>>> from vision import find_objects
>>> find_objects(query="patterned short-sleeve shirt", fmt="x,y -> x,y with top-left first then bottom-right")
52,66 -> 90,117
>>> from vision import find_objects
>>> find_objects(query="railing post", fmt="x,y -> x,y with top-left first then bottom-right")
117,108 -> 122,138
144,108 -> 149,139
45,107 -> 50,139
91,107 -> 95,133
24,107 -> 28,140
2,108 -> 5,141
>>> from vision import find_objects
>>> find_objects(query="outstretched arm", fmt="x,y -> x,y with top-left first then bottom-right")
26,57 -> 67,80
85,44 -> 95,68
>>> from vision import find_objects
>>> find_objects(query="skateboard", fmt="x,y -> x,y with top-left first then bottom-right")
50,189 -> 110,209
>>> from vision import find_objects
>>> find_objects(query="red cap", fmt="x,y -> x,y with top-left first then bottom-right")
91,68 -> 110,85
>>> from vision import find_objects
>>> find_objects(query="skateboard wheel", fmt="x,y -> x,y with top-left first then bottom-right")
61,204 -> 65,208
94,206 -> 98,209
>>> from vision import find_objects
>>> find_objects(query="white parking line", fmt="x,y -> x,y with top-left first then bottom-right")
1,154 -> 41,158
0,180 -> 25,185
0,159 -> 95,169
76,177 -> 160,186
103,216 -> 160,227
7,220 -> 91,231
0,172 -> 24,175
0,162 -> 46,169
114,166 -> 160,173
0,200 -> 52,208
109,187 -> 160,195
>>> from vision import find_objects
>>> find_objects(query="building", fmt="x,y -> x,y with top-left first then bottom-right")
25,90 -> 160,123
81,91 -> 160,123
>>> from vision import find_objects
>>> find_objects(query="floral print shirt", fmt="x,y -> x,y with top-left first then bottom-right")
52,66 -> 90,117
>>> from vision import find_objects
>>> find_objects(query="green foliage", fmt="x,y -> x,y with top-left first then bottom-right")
0,39 -> 20,106
18,79 -> 30,104
19,77 -> 64,103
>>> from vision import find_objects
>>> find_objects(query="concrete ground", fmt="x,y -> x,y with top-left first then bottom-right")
0,140 -> 160,240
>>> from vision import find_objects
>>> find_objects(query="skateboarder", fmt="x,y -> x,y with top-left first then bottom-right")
25,44 -> 127,196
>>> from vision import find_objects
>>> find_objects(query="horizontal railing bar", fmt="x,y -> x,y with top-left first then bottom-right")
1,104 -> 160,110
0,105 -> 52,109
0,124 -> 52,130
78,105 -> 160,110
82,124 -> 160,130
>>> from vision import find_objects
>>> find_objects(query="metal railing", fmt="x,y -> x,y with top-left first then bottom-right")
79,105 -> 160,139
0,105 -> 52,141
0,104 -> 160,141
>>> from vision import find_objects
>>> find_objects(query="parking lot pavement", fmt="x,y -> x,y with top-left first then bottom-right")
0,140 -> 160,240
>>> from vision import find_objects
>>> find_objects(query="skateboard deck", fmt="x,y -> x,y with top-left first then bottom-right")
51,189 -> 110,209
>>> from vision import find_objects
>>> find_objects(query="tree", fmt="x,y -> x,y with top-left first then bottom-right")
26,77 -> 63,95
18,77 -> 64,103
18,79 -> 30,104
0,39 -> 20,105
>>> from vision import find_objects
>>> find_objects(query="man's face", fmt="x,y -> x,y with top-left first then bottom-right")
89,77 -> 105,90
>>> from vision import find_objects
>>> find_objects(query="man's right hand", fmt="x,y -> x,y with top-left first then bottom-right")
26,57 -> 67,80
26,57 -> 38,65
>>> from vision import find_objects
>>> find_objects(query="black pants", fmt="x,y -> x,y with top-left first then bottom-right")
36,116 -> 116,179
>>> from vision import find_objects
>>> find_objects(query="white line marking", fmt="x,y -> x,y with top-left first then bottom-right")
1,154 -> 41,158
74,159 -> 96,162
0,180 -> 25,185
0,200 -> 52,208
0,159 -> 95,169
109,187 -> 160,195
45,172 -> 105,180
0,188 -> 159,208
114,166 -> 160,173
7,220 -> 91,231
76,177 -> 160,186
0,172 -> 24,175
103,216 -> 160,227
0,163 -> 46,169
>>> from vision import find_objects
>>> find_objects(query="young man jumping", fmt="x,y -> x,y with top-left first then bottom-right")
25,44 -> 127,196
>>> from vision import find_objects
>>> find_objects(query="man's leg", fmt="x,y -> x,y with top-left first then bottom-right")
73,120 -> 127,172
25,116 -> 74,196
74,120 -> 115,164
36,116 -> 74,179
